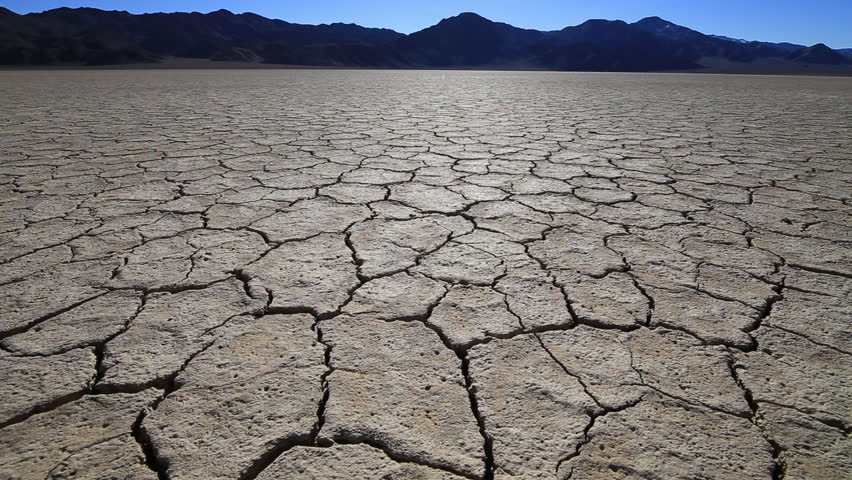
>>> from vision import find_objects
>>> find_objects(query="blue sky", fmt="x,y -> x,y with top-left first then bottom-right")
6,0 -> 852,48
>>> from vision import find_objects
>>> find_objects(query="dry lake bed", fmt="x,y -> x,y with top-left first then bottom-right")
0,70 -> 850,480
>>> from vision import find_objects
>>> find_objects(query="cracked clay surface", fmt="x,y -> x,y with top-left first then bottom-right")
0,70 -> 850,480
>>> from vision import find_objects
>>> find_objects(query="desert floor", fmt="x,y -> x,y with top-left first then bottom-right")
0,70 -> 849,480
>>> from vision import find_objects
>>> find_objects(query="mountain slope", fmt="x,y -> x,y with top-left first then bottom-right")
711,34 -> 806,51
632,16 -> 794,62
536,19 -> 700,71
0,7 -> 404,65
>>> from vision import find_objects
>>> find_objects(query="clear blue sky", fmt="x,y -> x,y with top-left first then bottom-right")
6,0 -> 852,48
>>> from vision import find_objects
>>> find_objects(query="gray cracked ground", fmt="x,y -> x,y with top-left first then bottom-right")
0,70 -> 850,480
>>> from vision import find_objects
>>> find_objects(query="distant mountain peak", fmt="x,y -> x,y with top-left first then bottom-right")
580,19 -> 627,26
787,43 -> 850,64
440,12 -> 492,24
635,16 -> 678,27
631,16 -> 700,39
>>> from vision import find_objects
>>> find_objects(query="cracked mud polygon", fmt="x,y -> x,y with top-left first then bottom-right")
0,70 -> 849,480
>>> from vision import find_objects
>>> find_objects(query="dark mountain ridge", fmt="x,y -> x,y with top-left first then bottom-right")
1,7 -> 848,72
709,34 -> 806,52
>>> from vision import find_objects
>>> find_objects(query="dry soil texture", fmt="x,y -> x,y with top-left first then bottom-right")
0,70 -> 850,480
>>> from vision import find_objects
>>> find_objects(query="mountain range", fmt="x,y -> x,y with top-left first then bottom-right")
1,7 -> 850,73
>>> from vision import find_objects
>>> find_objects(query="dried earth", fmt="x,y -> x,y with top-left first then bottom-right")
0,70 -> 850,480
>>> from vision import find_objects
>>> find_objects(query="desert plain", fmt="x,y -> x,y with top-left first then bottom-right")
0,70 -> 849,479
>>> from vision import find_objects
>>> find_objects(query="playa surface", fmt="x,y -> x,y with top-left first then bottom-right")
0,70 -> 849,479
